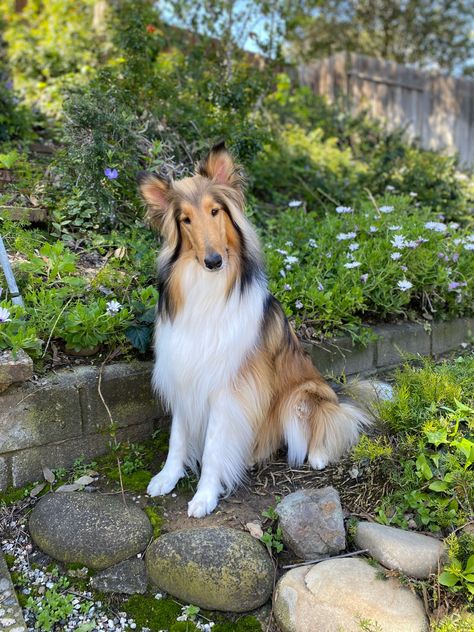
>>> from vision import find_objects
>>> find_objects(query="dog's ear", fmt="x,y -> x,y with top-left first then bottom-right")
137,172 -> 172,228
197,141 -> 243,189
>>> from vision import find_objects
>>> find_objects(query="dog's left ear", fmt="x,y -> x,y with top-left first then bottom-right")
197,141 -> 243,189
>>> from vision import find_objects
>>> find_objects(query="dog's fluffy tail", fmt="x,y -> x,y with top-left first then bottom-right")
284,378 -> 393,470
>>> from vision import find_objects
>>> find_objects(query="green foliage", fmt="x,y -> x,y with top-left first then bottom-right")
0,301 -> 42,356
261,497 -> 283,553
439,532 -> 474,599
25,576 -> 75,631
264,198 -> 474,339
375,357 -> 474,533
352,435 -> 393,462
431,612 -> 474,632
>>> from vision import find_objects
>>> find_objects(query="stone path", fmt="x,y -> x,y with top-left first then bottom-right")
0,551 -> 27,632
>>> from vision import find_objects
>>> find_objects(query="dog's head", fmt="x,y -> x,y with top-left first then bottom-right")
138,142 -> 245,272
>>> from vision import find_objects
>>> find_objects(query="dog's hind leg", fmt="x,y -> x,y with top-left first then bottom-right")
147,411 -> 187,497
187,390 -> 252,518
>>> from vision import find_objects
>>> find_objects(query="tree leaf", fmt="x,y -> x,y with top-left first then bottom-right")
74,475 -> 95,486
246,522 -> 264,539
30,482 -> 46,497
42,466 -> 56,484
55,483 -> 81,492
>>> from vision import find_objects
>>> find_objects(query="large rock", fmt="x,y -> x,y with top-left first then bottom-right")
274,558 -> 428,632
90,558 -> 147,594
355,521 -> 447,579
275,487 -> 345,559
146,526 -> 273,612
29,493 -> 152,570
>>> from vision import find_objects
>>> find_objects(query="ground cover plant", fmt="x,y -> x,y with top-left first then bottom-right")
351,355 -> 474,612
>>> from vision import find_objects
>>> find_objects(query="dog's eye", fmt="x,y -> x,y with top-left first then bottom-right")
211,208 -> 220,217
183,217 -> 191,225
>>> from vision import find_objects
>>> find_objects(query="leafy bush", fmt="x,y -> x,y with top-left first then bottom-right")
368,357 -> 474,534
264,197 -> 474,339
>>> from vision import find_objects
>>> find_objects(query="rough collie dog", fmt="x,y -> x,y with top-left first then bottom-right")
139,142 -> 389,518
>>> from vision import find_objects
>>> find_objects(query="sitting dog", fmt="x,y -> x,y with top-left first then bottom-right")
139,142 -> 389,517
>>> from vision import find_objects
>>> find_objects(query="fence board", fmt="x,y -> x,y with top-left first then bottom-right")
299,53 -> 474,167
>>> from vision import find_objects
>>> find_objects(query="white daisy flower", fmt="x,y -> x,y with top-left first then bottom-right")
295,300 -> 303,309
391,235 -> 407,249
391,252 -> 402,260
336,206 -> 353,214
344,261 -> 361,269
397,279 -> 413,291
288,200 -> 302,208
308,238 -> 318,248
369,225 -> 378,233
336,232 -> 357,241
0,306 -> 11,323
425,221 -> 446,232
106,300 -> 122,315
379,205 -> 394,213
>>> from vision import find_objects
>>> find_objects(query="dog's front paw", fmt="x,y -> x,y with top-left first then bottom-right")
147,471 -> 180,497
187,491 -> 218,518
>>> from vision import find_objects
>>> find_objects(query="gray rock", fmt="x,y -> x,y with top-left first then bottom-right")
146,526 -> 273,612
274,558 -> 428,632
355,521 -> 447,579
29,493 -> 152,570
275,487 -> 345,559
0,349 -> 33,393
91,557 -> 147,594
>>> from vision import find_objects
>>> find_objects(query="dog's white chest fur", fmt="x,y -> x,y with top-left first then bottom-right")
153,262 -> 265,424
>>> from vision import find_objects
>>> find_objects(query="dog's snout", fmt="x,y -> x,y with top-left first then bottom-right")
204,252 -> 223,270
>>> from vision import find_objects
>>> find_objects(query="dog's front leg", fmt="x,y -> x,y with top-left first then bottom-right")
147,412 -> 187,497
187,390 -> 252,518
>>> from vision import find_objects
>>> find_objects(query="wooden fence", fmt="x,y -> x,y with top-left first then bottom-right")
298,53 -> 474,167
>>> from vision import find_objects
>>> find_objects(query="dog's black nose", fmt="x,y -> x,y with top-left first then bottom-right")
204,252 -> 223,270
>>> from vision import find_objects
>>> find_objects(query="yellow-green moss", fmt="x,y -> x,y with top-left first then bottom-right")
122,595 -> 262,631
144,505 -> 164,538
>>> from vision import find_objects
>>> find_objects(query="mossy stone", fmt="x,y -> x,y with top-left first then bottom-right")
146,526 -> 273,612
29,492 -> 152,570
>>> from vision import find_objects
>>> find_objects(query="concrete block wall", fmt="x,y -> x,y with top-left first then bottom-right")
1,318 -> 473,490
0,362 -> 162,490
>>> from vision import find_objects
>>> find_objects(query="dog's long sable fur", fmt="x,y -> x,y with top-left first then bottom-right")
139,143 -> 390,517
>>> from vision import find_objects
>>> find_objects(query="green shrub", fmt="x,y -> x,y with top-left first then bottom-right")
374,357 -> 474,533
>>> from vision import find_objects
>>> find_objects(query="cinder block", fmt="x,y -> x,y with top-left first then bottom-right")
374,323 -> 431,368
0,372 -> 82,454
302,336 -> 376,377
432,318 -> 474,355
11,421 -> 154,487
77,362 -> 162,434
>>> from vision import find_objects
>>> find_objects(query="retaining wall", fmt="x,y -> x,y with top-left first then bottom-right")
1,318 -> 473,490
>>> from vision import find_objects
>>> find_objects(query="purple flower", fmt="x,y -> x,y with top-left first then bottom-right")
318,282 -> 324,291
5,80 -> 13,90
448,281 -> 467,291
452,252 -> 459,262
104,168 -> 118,180
360,273 -> 369,284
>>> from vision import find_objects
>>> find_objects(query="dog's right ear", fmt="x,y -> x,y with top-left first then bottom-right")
137,172 -> 172,228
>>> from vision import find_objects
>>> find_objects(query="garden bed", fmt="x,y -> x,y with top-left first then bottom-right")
1,353 -> 473,632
